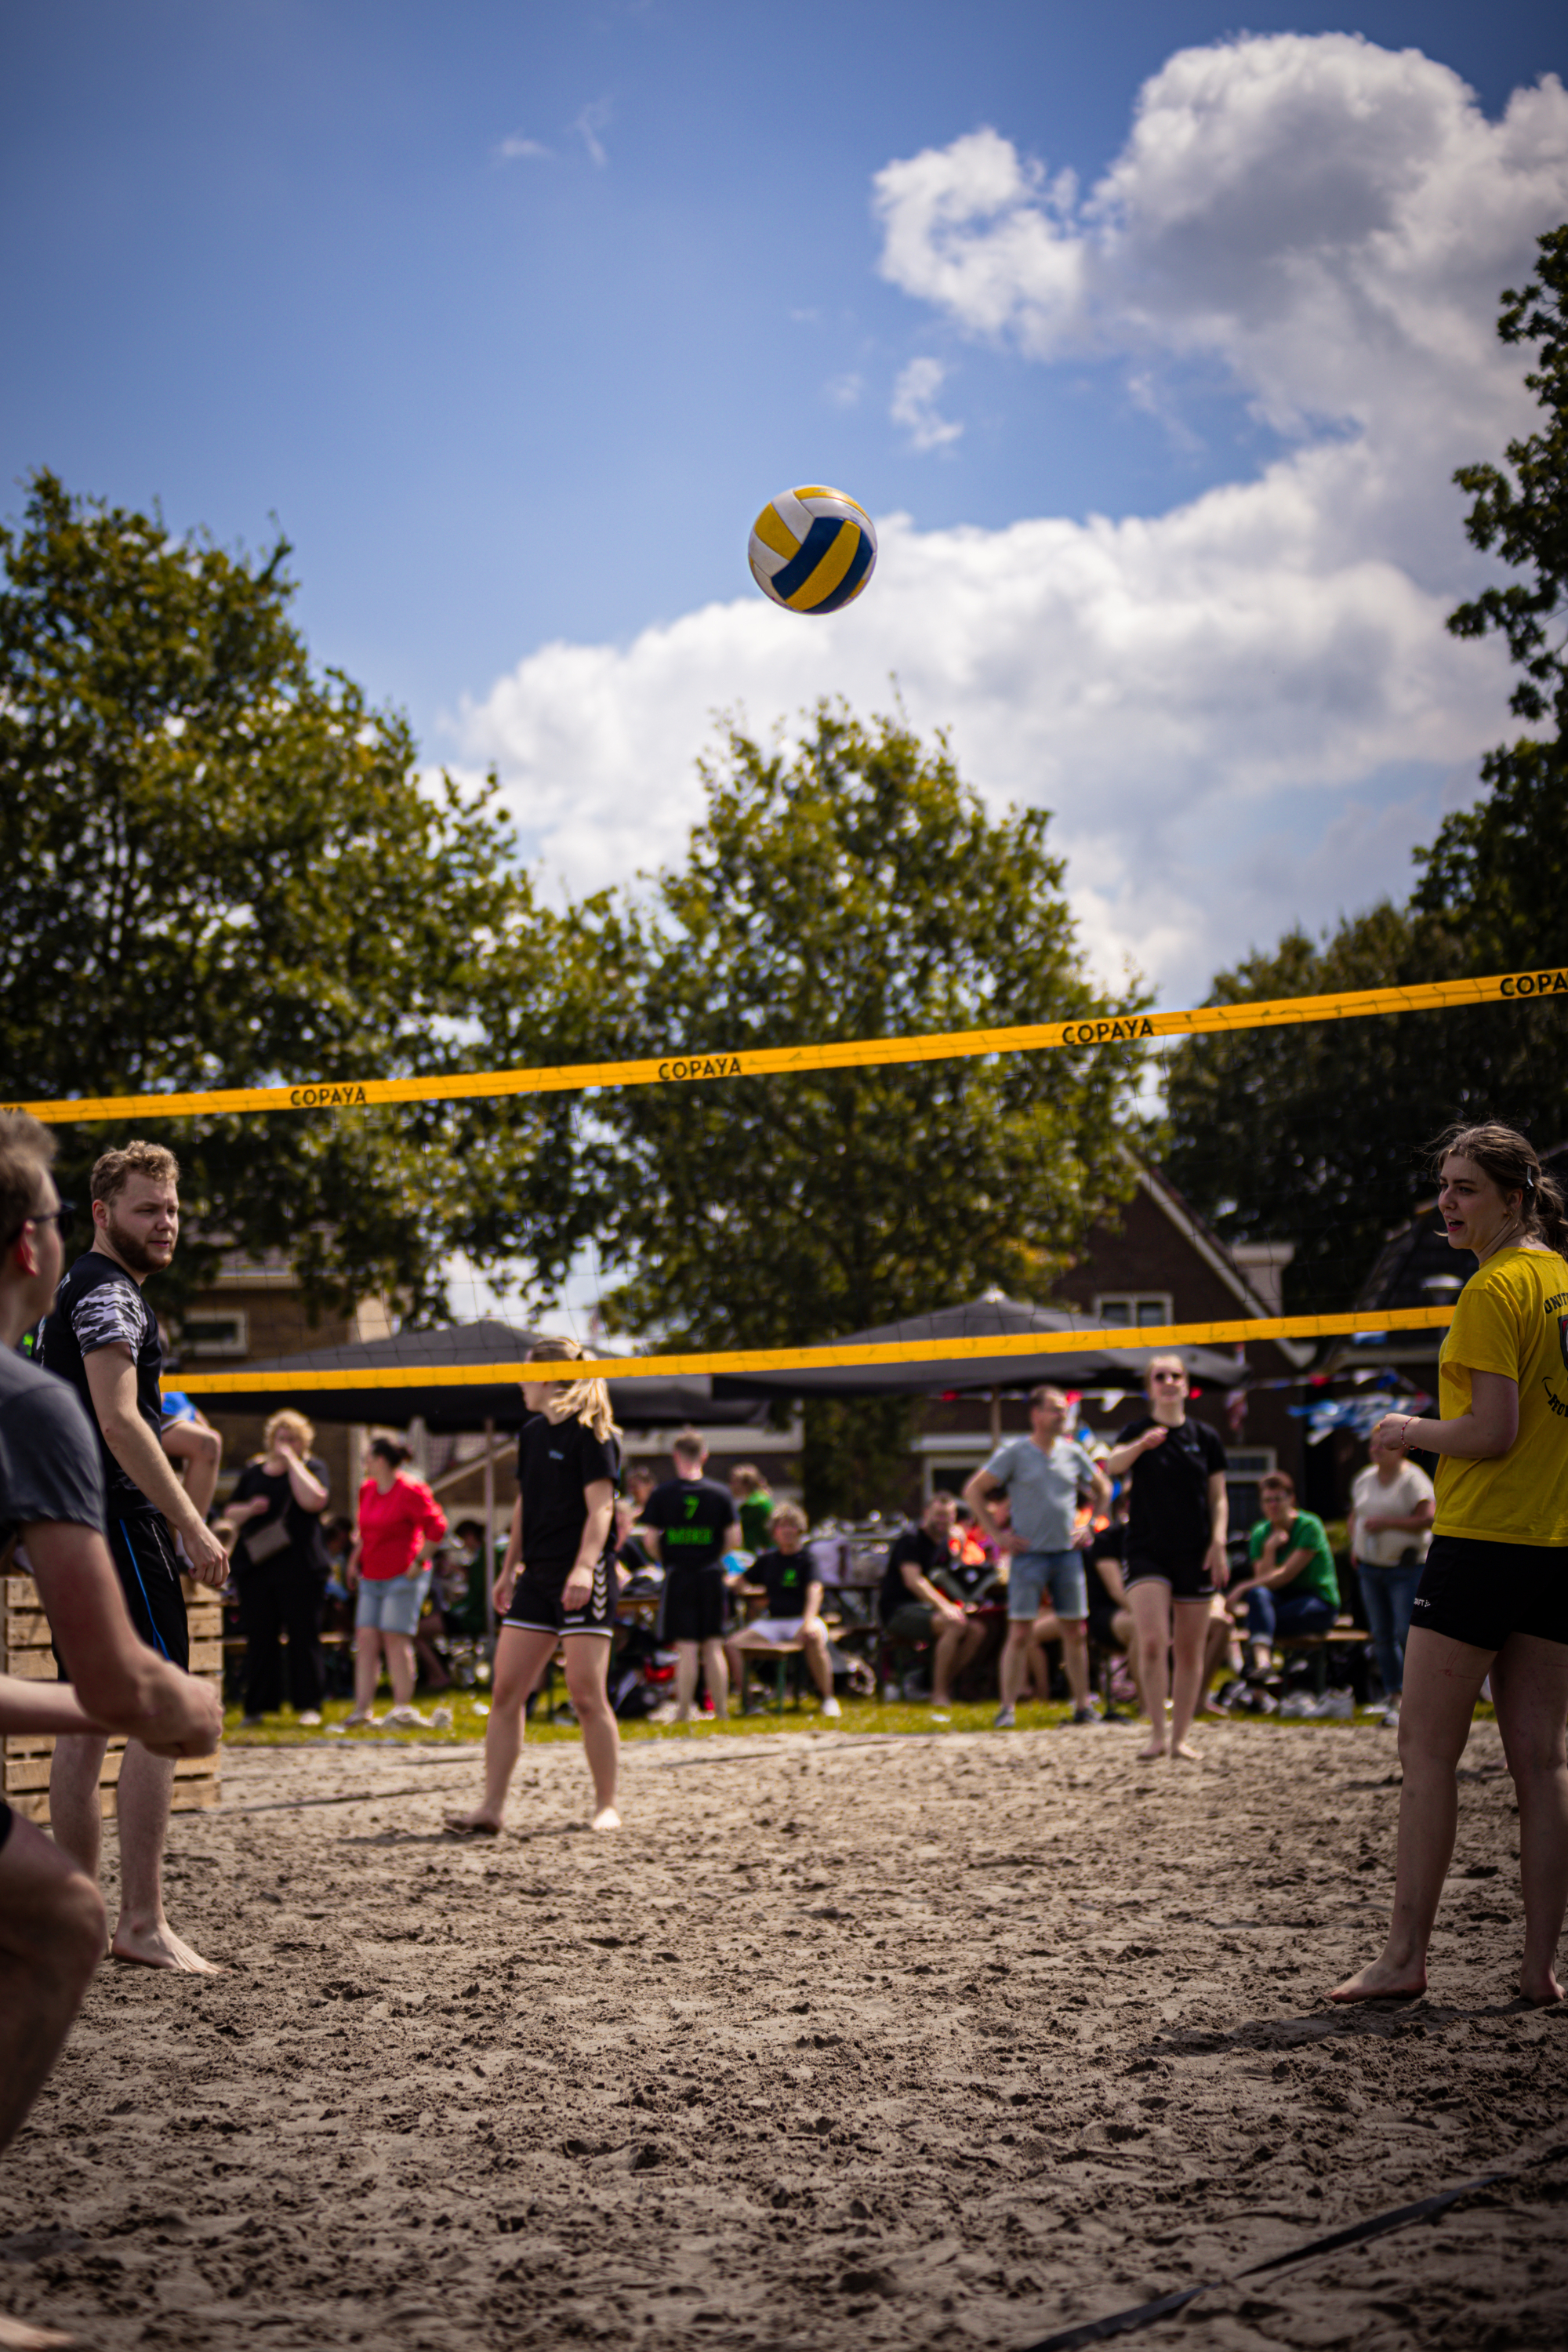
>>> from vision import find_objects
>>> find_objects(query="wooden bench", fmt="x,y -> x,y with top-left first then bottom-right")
4,1570 -> 223,1825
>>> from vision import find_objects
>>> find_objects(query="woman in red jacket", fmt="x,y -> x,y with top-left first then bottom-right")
344,1432 -> 446,1728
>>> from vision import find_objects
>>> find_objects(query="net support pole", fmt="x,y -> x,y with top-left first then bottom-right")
482,1417 -> 496,1644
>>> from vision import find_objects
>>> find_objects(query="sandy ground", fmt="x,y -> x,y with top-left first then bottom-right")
2,1719 -> 1566,2352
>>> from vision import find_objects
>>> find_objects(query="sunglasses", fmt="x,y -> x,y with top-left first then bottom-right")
4,1199 -> 75,1251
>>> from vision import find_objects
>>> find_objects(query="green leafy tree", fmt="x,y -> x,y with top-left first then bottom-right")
1163,227 -> 1568,1305
0,470 -> 593,1323
591,704 -> 1149,1513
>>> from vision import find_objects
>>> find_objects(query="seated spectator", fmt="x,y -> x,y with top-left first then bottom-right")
1348,1448 -> 1435,1725
1229,1471 -> 1340,1671
1076,1502 -> 1137,1690
877,1491 -> 986,1711
728,1462 -> 775,1555
626,1462 -> 658,1519
724,1501 -> 840,1718
615,1496 -> 657,1577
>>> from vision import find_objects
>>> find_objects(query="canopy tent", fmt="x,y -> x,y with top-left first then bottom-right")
191,1319 -> 771,1433
711,1294 -> 1248,1401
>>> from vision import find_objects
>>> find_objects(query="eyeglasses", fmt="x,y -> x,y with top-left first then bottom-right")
4,1200 -> 74,1252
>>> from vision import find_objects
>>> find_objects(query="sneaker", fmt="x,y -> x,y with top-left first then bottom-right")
993,1704 -> 1017,1730
1070,1704 -> 1100,1726
296,1710 -> 322,1727
1378,1705 -> 1402,1729
821,1695 -> 842,1719
430,1705 -> 454,1730
1316,1688 -> 1355,1721
383,1704 -> 427,1730
1278,1691 -> 1316,1719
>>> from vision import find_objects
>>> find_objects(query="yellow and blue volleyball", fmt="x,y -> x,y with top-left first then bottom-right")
748,485 -> 877,615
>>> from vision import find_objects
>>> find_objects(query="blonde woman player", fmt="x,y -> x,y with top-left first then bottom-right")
447,1339 -> 622,1835
1334,1123 -> 1568,2008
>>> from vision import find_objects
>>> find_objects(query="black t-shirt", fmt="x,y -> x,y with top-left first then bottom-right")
643,1475 -> 735,1575
1084,1522 -> 1124,1614
1116,1414 -> 1228,1559
0,1348 -> 106,1545
517,1412 -> 621,1577
880,1526 -> 953,1621
751,1545 -> 819,1618
232,1457 -> 330,1575
36,1252 -> 163,1519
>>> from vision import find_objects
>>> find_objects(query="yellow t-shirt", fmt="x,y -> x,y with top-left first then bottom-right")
1433,1247 -> 1568,1546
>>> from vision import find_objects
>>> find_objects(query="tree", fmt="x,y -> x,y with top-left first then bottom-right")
0,470 -> 593,1323
1163,227 -> 1568,1307
590,704 -> 1149,1513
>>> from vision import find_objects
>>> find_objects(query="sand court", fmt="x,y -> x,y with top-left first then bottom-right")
2,1721 -> 1566,2351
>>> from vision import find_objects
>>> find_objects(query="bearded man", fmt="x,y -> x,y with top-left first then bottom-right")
37,1143 -> 228,1973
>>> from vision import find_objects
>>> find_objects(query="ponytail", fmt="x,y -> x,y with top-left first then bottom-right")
525,1336 -> 619,1443
1431,1122 -> 1568,1254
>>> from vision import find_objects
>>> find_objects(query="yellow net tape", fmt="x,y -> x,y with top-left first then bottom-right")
173,1306 -> 1453,1395
8,966 -> 1566,1125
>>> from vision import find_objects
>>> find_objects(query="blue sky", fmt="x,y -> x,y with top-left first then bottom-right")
4,1 -> 1566,1002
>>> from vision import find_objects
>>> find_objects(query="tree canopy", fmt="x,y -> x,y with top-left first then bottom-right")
1163,225 -> 1568,1308
0,470 -> 591,1320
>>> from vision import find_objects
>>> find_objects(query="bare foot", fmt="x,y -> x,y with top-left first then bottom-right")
111,1919 -> 223,1974
1521,1966 -> 1565,2007
444,1809 -> 503,1837
591,1806 -> 622,1831
1171,1740 -> 1202,1762
1137,1738 -> 1167,1761
1328,1956 -> 1426,2004
0,2314 -> 77,2350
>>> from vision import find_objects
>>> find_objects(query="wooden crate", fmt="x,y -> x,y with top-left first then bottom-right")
4,1570 -> 223,1825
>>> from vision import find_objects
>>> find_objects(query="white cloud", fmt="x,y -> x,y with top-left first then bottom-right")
574,100 -> 612,168
826,371 -> 863,408
496,132 -> 553,162
891,356 -> 964,449
447,36 -> 1568,1006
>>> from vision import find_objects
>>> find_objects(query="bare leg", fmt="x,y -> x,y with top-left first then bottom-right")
1060,1621 -> 1091,1711
699,1639 -> 729,1721
446,1626 -> 555,1831
564,1637 -> 620,1828
722,1639 -> 747,1708
351,1626 -> 383,1719
1490,1632 -> 1568,2005
1128,1580 -> 1173,1758
383,1632 -> 417,1709
1197,1606 -> 1232,1712
674,1641 -> 700,1722
801,1624 -> 833,1700
1111,1611 -> 1142,1711
999,1623 -> 1033,1711
931,1617 -> 985,1704
1330,1628 -> 1490,2001
1167,1602 -> 1211,1758
112,1743 -> 220,1972
0,1816 -> 106,2155
47,1735 -> 108,1882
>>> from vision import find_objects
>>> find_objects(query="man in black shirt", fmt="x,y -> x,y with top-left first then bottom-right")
878,1490 -> 986,1711
1102,1356 -> 1229,1762
724,1501 -> 840,1717
642,1429 -> 739,1723
0,1116 -> 221,2172
36,1142 -> 228,1971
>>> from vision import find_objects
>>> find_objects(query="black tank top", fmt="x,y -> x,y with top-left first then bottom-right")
37,1252 -> 164,1520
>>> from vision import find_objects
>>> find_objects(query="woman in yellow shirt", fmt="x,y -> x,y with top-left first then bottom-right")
1333,1123 -> 1568,2009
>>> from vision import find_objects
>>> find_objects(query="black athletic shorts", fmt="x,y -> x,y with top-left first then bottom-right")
659,1566 -> 726,1646
1410,1534 -> 1568,1653
503,1553 -> 615,1639
1123,1548 -> 1214,1602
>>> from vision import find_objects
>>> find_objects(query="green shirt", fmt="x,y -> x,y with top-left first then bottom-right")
738,1490 -> 775,1554
1248,1511 -> 1339,1609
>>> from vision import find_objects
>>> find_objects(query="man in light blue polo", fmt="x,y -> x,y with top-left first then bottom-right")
965,1385 -> 1111,1728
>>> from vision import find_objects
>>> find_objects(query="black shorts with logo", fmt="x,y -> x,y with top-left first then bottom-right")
1410,1534 -> 1568,1653
503,1552 -> 615,1639
1123,1548 -> 1214,1602
110,1512 -> 191,1671
659,1566 -> 727,1645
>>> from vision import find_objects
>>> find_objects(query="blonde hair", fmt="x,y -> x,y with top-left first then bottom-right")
263,1409 -> 316,1454
91,1141 -> 180,1205
526,1336 -> 618,1443
1432,1122 -> 1568,1254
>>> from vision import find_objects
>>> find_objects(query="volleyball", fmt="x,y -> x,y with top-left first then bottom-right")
748,485 -> 877,614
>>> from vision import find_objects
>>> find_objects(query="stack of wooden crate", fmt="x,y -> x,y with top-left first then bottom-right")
3,1568 -> 223,1824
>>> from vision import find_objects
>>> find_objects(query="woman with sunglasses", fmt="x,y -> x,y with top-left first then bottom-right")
1102,1355 -> 1229,1761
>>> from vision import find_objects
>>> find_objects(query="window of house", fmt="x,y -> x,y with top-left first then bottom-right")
178,1311 -> 249,1357
1094,1293 -> 1172,1329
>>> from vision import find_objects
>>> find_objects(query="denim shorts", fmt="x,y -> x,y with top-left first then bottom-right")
356,1570 -> 431,1637
1007,1548 -> 1088,1623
